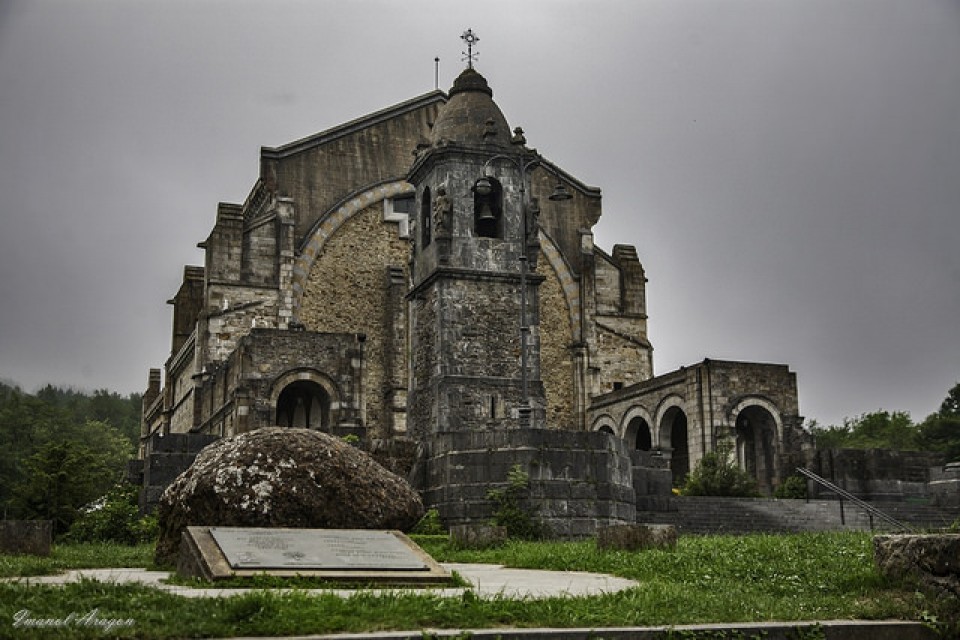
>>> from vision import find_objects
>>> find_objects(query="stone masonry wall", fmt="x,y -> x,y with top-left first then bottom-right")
167,335 -> 198,434
538,256 -> 576,429
593,254 -> 622,315
233,329 -> 361,432
409,285 -> 439,439
811,448 -> 945,500
704,361 -> 800,424
529,166 -> 601,276
264,97 -> 443,242
421,429 -> 636,538
416,276 -> 541,433
589,248 -> 652,396
594,325 -> 652,394
298,202 -> 409,440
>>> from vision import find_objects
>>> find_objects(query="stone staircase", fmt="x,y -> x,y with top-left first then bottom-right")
636,496 -> 957,534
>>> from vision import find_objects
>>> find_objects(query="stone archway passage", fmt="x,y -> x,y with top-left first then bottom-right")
661,407 -> 689,487
735,405 -> 778,494
627,416 -> 652,451
276,380 -> 331,430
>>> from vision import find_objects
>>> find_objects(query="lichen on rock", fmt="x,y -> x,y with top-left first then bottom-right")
154,427 -> 424,566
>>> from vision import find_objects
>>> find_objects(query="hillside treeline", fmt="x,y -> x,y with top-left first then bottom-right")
809,382 -> 960,461
0,382 -> 141,532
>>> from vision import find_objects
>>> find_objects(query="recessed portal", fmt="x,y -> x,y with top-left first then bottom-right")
276,380 -> 331,430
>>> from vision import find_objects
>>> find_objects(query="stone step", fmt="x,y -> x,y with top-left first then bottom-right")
637,496 -> 958,534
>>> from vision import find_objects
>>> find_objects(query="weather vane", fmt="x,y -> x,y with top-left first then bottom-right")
461,29 -> 479,69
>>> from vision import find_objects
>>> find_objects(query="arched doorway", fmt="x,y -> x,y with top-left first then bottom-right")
276,380 -> 331,430
735,405 -> 778,494
626,416 -> 652,451
661,406 -> 689,487
598,424 -> 615,437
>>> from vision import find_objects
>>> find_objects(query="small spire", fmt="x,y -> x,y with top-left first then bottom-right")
461,29 -> 479,69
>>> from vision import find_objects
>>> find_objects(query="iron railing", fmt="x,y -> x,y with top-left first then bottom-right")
795,467 -> 913,533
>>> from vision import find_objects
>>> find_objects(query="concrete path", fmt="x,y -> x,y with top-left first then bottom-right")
6,563 -> 639,599
6,568 -> 936,639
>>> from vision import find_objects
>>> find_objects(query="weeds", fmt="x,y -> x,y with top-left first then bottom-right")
0,532 -> 951,638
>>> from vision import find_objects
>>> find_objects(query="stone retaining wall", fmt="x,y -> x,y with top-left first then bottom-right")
637,496 -> 957,534
419,429 -> 636,538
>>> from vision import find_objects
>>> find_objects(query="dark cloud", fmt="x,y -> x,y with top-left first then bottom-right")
0,0 -> 957,428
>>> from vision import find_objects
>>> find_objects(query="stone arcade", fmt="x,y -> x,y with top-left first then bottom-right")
138,59 -> 805,532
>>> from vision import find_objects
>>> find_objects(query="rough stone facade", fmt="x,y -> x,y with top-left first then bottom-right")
141,65 -> 810,525
416,429 -> 636,537
538,254 -> 576,429
590,360 -> 806,492
298,201 -> 411,439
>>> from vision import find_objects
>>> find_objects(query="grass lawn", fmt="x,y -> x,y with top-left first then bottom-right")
0,532 -> 953,639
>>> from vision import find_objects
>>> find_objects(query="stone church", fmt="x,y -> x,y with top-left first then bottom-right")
140,61 -> 806,530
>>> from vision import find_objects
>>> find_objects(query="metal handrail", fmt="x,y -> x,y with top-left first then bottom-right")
795,467 -> 914,533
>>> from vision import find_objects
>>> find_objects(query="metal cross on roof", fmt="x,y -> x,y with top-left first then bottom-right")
461,29 -> 479,69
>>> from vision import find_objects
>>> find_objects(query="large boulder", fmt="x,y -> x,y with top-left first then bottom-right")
155,428 -> 425,565
874,534 -> 960,597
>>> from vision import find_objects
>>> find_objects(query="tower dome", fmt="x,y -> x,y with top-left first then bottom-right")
429,68 -> 512,149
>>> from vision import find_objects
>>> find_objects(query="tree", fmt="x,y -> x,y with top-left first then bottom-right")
809,411 -> 919,451
0,384 -> 134,528
940,382 -> 960,418
10,420 -> 129,534
12,441 -> 112,533
918,415 -> 960,463
918,382 -> 960,463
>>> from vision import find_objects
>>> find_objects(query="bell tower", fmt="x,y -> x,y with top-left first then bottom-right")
406,65 -> 548,436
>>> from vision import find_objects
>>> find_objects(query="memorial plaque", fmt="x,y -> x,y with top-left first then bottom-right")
177,526 -> 454,585
209,527 -> 428,571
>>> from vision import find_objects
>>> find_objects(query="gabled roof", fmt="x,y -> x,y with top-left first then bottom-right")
260,90 -> 447,160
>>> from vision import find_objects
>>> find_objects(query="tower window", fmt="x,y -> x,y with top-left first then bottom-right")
421,187 -> 432,247
472,177 -> 502,238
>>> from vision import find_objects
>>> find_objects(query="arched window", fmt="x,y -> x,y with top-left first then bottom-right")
421,186 -> 432,247
472,177 -> 503,238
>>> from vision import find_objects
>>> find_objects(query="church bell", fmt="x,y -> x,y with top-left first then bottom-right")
476,201 -> 496,223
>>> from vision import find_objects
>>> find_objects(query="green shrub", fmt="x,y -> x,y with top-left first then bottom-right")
411,508 -> 446,535
681,445 -> 759,497
64,483 -> 158,544
774,475 -> 809,499
487,464 -> 547,540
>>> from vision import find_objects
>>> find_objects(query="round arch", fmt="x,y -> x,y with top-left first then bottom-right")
590,414 -> 618,435
269,369 -> 342,431
538,229 -> 581,341
729,396 -> 784,444
656,395 -> 689,487
730,396 -> 784,494
654,395 -> 686,449
621,405 -> 655,451
291,181 -> 414,316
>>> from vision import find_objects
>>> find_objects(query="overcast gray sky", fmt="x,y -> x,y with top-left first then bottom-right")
0,0 -> 957,428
